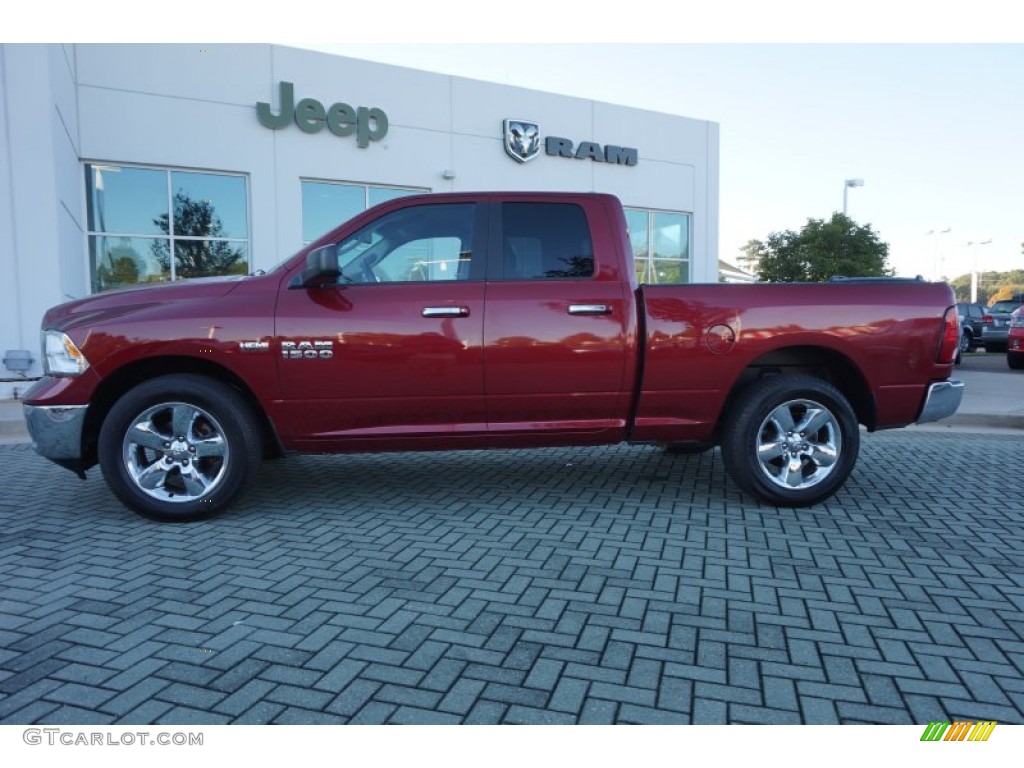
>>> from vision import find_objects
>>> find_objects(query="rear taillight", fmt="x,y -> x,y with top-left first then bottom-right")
983,313 -> 993,323
938,306 -> 959,364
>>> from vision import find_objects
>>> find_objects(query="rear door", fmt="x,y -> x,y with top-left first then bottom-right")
482,198 -> 635,441
276,201 -> 487,446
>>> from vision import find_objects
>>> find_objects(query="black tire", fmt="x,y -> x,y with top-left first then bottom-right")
98,374 -> 262,522
959,331 -> 971,354
660,442 -> 714,455
1009,353 -> 1024,370
720,375 -> 859,507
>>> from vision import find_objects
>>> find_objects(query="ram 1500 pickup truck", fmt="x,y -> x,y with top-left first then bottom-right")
23,192 -> 964,521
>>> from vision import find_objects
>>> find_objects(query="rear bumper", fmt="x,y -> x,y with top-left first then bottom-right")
916,380 -> 964,424
982,327 -> 1008,346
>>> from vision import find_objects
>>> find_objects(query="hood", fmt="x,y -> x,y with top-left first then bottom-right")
42,275 -> 250,331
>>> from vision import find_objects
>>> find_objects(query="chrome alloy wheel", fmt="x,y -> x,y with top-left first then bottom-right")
754,398 -> 840,490
122,401 -> 230,502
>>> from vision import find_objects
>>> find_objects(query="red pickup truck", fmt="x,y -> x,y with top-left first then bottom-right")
23,192 -> 963,521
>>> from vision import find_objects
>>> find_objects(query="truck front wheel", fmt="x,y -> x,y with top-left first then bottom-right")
721,375 -> 859,507
98,374 -> 262,522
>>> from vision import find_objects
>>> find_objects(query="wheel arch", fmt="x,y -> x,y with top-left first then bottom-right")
82,356 -> 283,469
719,345 -> 876,436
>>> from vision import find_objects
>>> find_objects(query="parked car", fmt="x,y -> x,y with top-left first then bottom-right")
1008,307 -> 1024,370
981,296 -> 1024,352
956,302 -> 985,353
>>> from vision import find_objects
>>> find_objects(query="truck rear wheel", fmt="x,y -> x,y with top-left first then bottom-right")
98,374 -> 261,522
721,375 -> 859,507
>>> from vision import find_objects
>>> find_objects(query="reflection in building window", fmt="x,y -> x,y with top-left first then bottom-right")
625,207 -> 691,284
85,164 -> 249,292
301,180 -> 426,245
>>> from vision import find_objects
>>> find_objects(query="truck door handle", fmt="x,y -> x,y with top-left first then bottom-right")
568,304 -> 611,316
422,306 -> 470,318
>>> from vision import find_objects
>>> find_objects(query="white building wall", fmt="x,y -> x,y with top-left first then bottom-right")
0,43 -> 719,399
0,49 -> 17,389
0,45 -> 83,397
52,45 -> 86,301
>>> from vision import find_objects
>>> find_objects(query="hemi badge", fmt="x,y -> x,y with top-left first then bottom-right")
239,341 -> 270,353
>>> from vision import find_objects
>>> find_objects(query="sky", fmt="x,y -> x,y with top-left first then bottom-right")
13,2 -> 1023,282
306,43 -> 1024,281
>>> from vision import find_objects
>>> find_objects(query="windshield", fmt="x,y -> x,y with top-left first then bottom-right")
990,300 -> 1024,313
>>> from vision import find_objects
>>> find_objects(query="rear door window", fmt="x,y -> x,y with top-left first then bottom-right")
499,202 -> 594,280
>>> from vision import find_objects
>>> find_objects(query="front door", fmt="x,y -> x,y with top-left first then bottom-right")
276,201 -> 487,448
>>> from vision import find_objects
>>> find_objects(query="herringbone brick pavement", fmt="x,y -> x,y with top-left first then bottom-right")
1,432 -> 1022,724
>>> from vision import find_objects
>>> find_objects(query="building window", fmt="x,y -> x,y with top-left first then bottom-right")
85,164 -> 249,293
301,180 -> 427,245
625,207 -> 691,284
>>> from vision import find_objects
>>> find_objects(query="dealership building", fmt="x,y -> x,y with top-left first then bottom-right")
0,44 -> 720,398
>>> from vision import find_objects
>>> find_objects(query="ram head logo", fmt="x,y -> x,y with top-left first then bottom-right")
504,119 -> 541,163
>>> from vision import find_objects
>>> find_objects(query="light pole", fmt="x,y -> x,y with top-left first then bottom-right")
964,239 -> 993,303
926,227 -> 951,281
843,178 -> 864,216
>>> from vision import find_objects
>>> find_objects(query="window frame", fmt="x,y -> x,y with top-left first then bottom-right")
84,161 -> 251,292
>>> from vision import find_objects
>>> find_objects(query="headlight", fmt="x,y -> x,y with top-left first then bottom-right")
43,330 -> 90,376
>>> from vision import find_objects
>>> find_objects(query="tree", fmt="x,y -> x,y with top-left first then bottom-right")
94,249 -> 140,292
948,270 -> 1024,304
989,284 -> 1024,304
741,213 -> 892,283
948,273 -> 991,305
151,192 -> 246,279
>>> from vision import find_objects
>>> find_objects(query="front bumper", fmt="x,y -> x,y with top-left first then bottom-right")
23,403 -> 89,475
916,380 -> 964,424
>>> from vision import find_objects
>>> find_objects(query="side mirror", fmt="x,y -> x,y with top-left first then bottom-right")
289,244 -> 340,289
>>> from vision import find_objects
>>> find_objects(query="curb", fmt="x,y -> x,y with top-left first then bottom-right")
908,413 -> 1024,434
945,412 -> 1024,430
0,420 -> 27,440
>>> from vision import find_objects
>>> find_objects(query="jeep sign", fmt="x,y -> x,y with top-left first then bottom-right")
257,82 -> 388,148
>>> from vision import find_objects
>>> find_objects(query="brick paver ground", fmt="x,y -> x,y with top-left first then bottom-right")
1,432 -> 1022,724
